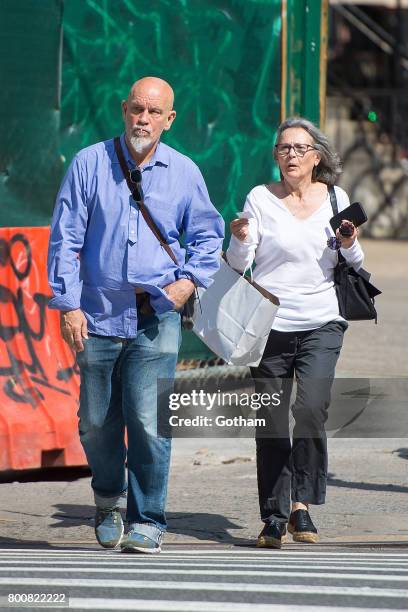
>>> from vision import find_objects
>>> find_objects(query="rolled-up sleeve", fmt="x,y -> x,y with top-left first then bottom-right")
176,165 -> 224,288
47,156 -> 88,310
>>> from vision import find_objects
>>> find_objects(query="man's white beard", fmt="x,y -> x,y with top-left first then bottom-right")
129,135 -> 152,154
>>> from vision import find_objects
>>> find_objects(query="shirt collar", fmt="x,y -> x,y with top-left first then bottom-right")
120,133 -> 170,168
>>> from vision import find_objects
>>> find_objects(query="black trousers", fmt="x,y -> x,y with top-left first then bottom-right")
251,320 -> 348,525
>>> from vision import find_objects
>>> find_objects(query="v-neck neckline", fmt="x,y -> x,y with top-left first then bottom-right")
262,184 -> 329,222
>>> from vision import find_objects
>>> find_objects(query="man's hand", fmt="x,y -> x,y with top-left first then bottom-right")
163,279 -> 195,311
60,309 -> 88,352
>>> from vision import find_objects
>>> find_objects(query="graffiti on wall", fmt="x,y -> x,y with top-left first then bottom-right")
0,228 -> 79,407
0,227 -> 83,470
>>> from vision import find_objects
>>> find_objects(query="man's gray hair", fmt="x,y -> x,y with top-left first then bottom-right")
274,116 -> 342,186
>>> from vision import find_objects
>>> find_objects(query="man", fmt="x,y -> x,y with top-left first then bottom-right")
47,77 -> 224,553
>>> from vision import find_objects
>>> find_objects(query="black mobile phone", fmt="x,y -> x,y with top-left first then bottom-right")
329,201 -> 368,233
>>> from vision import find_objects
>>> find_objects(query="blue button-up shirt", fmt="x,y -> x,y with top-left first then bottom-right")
47,134 -> 224,337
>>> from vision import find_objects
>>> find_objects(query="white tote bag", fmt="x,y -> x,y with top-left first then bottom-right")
192,258 -> 280,367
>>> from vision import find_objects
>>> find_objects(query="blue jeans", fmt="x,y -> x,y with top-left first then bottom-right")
76,310 -> 181,541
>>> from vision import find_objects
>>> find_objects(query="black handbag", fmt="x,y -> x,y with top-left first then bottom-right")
329,186 -> 381,322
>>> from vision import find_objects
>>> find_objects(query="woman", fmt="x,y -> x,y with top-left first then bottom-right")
226,117 -> 364,548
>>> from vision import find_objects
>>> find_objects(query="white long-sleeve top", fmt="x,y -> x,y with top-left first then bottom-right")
226,184 -> 364,332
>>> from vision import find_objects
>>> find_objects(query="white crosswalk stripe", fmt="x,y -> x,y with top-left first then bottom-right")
0,548 -> 407,611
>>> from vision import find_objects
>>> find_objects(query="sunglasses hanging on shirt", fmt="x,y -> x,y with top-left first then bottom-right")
129,168 -> 144,202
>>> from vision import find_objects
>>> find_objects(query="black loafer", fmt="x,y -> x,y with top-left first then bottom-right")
257,521 -> 288,549
288,509 -> 318,543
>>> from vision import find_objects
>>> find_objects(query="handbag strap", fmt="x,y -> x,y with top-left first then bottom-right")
328,185 -> 346,265
329,186 -> 379,291
328,184 -> 338,216
113,136 -> 178,266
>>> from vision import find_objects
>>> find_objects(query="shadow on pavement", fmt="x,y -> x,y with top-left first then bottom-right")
49,504 -> 252,545
0,467 -> 91,484
167,511 -> 250,545
328,473 -> 408,494
393,447 -> 408,460
0,537 -> 98,550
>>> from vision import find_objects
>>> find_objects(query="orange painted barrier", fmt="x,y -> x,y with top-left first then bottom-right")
0,227 -> 86,471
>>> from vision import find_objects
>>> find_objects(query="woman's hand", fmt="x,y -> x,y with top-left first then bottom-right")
230,218 -> 250,242
336,219 -> 358,249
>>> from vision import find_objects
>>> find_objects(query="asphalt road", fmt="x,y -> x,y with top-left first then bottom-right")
0,546 -> 408,611
0,239 -> 407,611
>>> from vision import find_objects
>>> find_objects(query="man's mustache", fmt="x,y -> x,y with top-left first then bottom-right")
132,127 -> 151,136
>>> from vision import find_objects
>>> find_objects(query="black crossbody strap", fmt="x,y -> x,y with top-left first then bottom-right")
328,185 -> 346,264
328,184 -> 339,216
113,136 -> 179,266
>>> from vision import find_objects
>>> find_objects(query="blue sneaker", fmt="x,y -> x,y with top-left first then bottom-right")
94,507 -> 124,549
120,529 -> 162,554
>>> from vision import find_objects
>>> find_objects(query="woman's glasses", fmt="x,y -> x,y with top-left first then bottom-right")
275,143 -> 316,157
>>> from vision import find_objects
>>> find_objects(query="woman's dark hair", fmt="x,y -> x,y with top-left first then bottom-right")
274,116 -> 342,185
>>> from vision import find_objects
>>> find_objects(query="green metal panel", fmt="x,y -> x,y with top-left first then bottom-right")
61,0 -> 283,358
0,0 -> 327,358
0,0 -> 63,227
61,0 -> 282,223
283,0 -> 325,125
